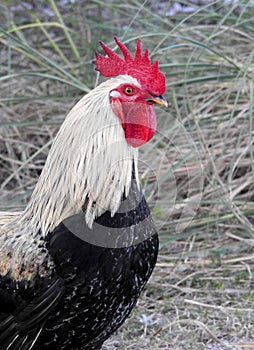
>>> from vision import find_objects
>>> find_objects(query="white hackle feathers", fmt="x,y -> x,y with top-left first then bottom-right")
22,75 -> 140,235
0,75 -> 141,277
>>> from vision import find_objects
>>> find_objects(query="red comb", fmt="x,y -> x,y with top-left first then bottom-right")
95,37 -> 166,96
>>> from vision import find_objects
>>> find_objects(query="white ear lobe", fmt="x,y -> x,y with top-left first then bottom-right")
110,90 -> 121,98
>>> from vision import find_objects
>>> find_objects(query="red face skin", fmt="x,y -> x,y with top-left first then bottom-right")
110,83 -> 159,148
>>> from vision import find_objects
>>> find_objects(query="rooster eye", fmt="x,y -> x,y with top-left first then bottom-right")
124,87 -> 134,95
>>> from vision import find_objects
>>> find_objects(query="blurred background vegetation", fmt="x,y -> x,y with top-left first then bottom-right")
0,1 -> 254,349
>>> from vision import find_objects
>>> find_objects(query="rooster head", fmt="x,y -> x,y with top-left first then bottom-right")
95,37 -> 167,148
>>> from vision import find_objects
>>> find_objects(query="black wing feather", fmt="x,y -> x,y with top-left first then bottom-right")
0,276 -> 65,350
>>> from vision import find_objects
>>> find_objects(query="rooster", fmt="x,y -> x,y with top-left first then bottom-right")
0,37 -> 167,349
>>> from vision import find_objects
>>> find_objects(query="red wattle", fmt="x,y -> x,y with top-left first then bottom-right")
123,103 -> 156,148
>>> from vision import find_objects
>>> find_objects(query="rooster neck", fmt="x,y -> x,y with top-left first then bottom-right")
0,76 -> 143,281
19,76 -> 141,237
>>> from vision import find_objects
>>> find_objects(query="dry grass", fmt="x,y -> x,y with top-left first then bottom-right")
1,1 -> 254,349
104,257 -> 254,349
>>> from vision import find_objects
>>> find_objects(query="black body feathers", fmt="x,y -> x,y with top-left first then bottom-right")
0,177 -> 158,349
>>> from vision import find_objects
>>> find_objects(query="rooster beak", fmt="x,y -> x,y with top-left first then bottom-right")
146,95 -> 168,107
